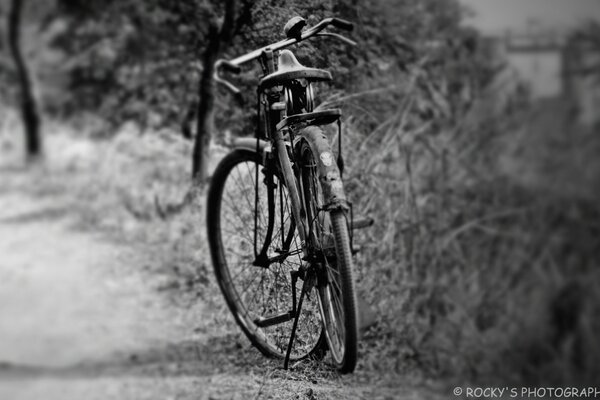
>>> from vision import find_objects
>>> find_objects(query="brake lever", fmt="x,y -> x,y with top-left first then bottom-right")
213,59 -> 244,105
214,73 -> 244,105
315,32 -> 357,46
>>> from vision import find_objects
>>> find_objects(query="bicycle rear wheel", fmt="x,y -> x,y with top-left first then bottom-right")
299,134 -> 358,373
207,149 -> 324,360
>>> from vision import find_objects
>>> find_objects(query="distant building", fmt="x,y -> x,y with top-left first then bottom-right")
562,37 -> 600,126
489,29 -> 599,125
503,31 -> 564,99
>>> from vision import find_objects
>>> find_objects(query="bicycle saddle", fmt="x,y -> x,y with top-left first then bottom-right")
259,50 -> 332,90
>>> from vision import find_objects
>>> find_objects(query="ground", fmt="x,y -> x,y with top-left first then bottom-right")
0,129 -> 447,400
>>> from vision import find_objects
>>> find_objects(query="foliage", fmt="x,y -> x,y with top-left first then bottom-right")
340,54 -> 600,384
49,0 -> 208,129
1,0 -> 482,136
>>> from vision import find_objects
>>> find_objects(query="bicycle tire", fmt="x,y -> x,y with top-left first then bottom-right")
207,149 -> 325,360
298,132 -> 358,373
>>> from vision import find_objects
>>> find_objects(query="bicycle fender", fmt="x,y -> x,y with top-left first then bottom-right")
299,126 -> 349,211
231,138 -> 270,154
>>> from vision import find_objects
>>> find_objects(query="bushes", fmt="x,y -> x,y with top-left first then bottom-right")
340,69 -> 600,384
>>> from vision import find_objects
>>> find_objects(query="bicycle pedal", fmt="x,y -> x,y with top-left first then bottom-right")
352,216 -> 374,230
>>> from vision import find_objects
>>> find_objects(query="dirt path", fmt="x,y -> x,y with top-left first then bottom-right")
0,196 -> 190,366
0,176 -> 215,399
0,159 -> 443,400
0,167 -> 292,399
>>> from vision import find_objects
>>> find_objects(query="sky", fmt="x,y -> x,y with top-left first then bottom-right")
459,0 -> 600,34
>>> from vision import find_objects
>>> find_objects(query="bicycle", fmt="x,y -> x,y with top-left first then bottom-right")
206,16 -> 372,374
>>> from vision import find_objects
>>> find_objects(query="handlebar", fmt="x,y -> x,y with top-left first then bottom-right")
230,17 -> 353,66
213,17 -> 355,98
330,17 -> 353,31
214,59 -> 244,102
218,59 -> 242,74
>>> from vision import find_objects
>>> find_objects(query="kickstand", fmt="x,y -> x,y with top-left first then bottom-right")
283,271 -> 309,370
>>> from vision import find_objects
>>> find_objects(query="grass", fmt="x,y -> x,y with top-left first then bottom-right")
336,86 -> 600,386
3,73 -> 599,391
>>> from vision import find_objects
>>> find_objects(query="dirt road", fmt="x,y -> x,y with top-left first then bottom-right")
0,172 -> 228,399
0,158 -> 442,400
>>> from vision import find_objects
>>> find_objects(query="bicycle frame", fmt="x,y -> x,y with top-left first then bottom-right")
256,49 -> 310,260
232,49 -> 351,267
210,17 -> 363,372
216,18 -> 355,263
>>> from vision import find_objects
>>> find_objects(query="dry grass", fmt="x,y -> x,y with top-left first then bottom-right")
4,71 -> 598,389
336,85 -> 600,386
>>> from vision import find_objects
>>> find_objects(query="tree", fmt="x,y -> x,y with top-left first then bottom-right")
7,0 -> 41,160
192,0 -> 252,181
191,1 -> 236,181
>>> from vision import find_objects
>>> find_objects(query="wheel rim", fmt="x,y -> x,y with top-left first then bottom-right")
216,156 -> 322,359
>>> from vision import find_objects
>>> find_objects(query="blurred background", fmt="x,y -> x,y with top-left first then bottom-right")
1,0 -> 599,398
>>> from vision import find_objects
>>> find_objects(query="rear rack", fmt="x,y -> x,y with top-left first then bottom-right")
276,109 -> 341,131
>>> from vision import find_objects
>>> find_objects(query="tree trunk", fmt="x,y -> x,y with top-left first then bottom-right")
8,0 -> 42,160
191,22 -> 220,181
191,0 -> 237,182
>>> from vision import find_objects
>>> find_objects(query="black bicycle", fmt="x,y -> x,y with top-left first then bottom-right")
207,16 -> 371,373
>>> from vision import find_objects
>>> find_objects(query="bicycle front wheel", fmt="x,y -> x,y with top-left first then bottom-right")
298,130 -> 358,373
207,149 -> 324,361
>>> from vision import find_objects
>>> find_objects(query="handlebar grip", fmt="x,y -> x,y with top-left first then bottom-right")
331,18 -> 353,31
218,59 -> 241,74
